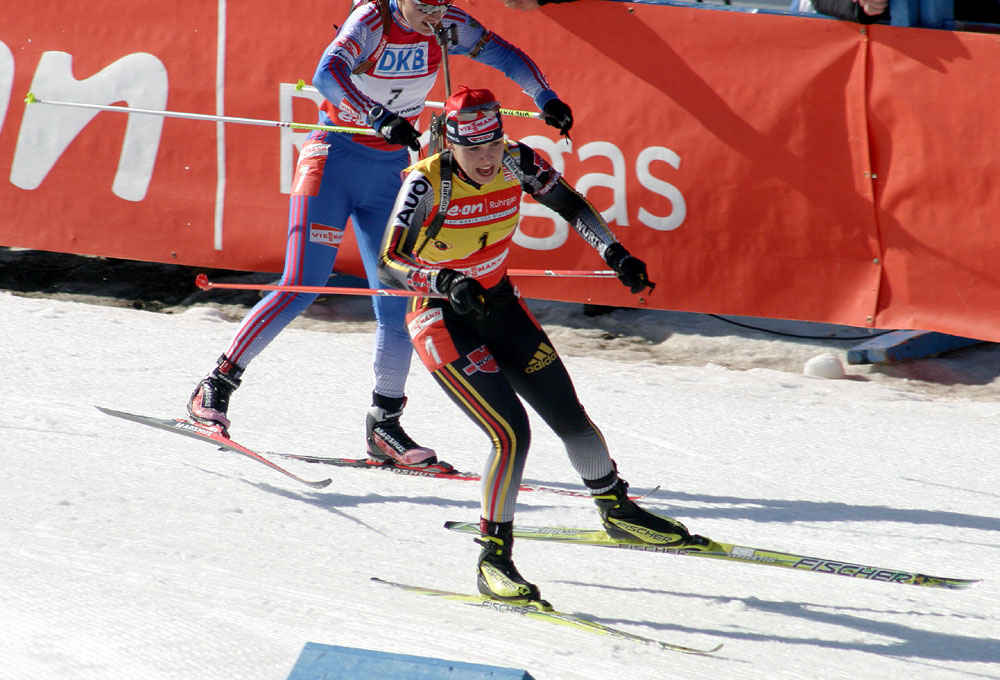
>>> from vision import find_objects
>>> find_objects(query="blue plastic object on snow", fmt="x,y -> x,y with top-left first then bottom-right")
286,642 -> 536,680
846,330 -> 984,365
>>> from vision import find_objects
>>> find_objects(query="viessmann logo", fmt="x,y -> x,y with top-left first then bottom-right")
309,224 -> 344,247
406,307 -> 443,337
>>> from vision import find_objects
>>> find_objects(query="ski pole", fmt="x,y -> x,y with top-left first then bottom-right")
426,24 -> 458,156
23,92 -> 376,136
194,273 -> 445,298
194,272 -> 610,297
294,81 -> 543,120
507,269 -> 617,278
435,24 -> 456,101
424,100 -> 542,120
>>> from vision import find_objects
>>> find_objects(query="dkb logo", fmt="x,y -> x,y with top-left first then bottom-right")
376,45 -> 429,77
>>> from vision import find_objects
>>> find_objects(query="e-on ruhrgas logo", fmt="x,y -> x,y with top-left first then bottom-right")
525,343 -> 558,373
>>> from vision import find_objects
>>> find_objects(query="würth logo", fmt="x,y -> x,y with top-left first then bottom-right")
525,343 -> 557,373
463,345 -> 498,376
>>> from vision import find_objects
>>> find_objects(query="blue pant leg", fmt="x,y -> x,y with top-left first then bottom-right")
348,142 -> 413,399
224,141 -> 354,367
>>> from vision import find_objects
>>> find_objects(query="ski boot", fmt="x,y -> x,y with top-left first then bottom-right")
187,354 -> 243,435
476,519 -> 550,609
591,477 -> 699,547
365,392 -> 452,471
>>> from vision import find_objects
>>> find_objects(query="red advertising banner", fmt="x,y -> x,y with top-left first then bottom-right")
1,2 -> 998,340
1,3 -> 222,263
472,3 -> 880,322
866,24 -> 1000,339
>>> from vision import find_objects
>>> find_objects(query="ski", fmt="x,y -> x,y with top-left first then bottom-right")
95,406 -> 332,489
371,577 -> 722,655
277,453 -> 657,500
443,521 -> 980,591
276,454 -> 481,481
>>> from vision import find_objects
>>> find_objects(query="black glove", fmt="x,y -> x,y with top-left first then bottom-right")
435,268 -> 488,317
368,106 -> 421,151
603,242 -> 655,294
541,98 -> 573,136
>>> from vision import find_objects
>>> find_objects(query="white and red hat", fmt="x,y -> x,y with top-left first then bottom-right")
444,86 -> 503,147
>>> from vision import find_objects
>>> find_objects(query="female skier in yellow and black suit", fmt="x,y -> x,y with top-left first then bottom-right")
377,86 -> 707,607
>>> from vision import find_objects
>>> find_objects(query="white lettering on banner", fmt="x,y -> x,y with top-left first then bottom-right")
637,147 -> 685,231
577,141 -> 629,226
10,51 -> 167,201
513,135 -> 686,250
0,42 -> 12,137
274,100 -> 690,239
279,82 -> 324,194
514,135 -> 573,250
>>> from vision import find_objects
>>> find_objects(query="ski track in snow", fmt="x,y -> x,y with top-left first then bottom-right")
1,292 -> 999,680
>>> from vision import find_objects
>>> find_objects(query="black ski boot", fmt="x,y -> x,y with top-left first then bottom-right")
590,477 -> 693,546
187,354 -> 243,434
366,392 -> 449,470
476,519 -> 550,609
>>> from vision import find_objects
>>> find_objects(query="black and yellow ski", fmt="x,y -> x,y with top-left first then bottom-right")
371,577 -> 722,655
444,521 -> 980,590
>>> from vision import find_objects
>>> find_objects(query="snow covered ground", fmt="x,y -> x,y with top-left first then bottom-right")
2,290 -> 998,680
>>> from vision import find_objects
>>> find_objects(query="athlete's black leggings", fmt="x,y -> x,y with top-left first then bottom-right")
406,278 -> 615,522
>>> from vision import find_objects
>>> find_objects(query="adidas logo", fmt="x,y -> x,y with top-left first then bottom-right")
525,343 -> 558,373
